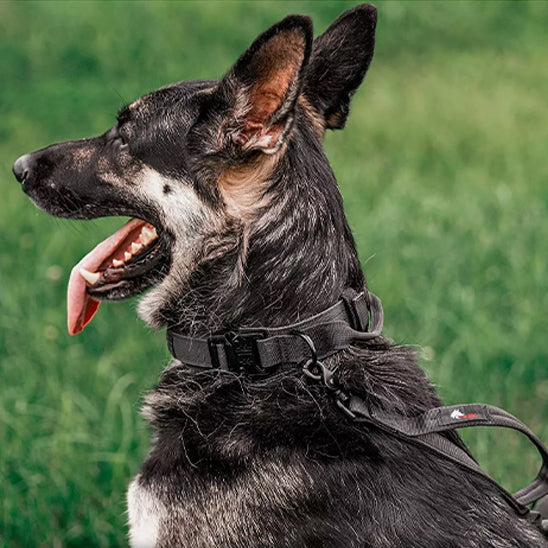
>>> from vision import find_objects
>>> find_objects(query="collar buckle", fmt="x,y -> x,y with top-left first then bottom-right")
208,329 -> 267,374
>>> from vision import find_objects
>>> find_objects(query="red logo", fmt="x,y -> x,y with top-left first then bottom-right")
450,409 -> 478,420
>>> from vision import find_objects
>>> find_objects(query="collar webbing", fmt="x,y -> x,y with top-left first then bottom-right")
167,288 -> 383,374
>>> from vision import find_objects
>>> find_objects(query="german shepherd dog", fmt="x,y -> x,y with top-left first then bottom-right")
12,4 -> 547,547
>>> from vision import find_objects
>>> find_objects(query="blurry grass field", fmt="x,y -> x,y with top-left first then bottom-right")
1,1 -> 548,546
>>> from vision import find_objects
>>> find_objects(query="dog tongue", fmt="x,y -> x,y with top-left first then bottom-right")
67,218 -> 145,336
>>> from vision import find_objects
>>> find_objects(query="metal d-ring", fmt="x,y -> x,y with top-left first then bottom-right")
292,331 -> 321,380
293,331 -> 338,390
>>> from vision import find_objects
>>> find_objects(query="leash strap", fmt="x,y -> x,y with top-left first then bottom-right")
346,397 -> 548,529
167,286 -> 548,532
167,289 -> 383,373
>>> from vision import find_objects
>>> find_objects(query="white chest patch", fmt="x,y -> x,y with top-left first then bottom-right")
127,476 -> 164,548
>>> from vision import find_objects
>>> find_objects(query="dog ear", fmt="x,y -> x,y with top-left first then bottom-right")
216,15 -> 313,154
303,3 -> 377,130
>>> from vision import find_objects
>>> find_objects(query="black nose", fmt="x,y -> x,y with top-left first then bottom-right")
12,154 -> 31,183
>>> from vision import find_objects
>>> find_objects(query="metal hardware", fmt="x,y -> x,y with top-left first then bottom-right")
293,331 -> 332,384
293,330 -> 354,418
335,390 -> 357,420
303,359 -> 337,389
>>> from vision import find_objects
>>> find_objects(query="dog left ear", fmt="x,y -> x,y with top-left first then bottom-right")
303,3 -> 377,130
215,15 -> 313,154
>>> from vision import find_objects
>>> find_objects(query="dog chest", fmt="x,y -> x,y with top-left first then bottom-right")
127,476 -> 165,548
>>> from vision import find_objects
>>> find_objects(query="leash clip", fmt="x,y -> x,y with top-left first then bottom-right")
302,356 -> 356,420
294,331 -> 342,393
335,390 -> 357,420
303,358 -> 337,389
294,331 -> 335,388
295,331 -> 357,420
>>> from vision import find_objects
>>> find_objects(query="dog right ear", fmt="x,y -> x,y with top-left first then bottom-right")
303,3 -> 377,130
213,14 -> 313,155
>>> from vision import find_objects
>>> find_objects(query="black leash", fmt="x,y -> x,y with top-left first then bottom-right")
166,288 -> 548,535
316,363 -> 548,534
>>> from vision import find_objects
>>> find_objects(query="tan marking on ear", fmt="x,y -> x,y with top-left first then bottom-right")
247,30 -> 306,127
298,95 -> 326,138
218,149 -> 283,220
248,69 -> 292,125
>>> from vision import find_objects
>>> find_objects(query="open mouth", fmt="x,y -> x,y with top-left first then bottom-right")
67,218 -> 169,335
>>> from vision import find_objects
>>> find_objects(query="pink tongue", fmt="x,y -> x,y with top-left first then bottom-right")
67,218 -> 145,335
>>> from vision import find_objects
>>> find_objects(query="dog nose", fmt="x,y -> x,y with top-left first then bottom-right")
12,154 -> 32,184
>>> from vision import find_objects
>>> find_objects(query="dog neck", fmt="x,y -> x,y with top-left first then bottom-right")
145,122 -> 365,336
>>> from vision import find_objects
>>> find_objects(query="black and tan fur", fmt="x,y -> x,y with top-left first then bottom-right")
12,5 -> 547,547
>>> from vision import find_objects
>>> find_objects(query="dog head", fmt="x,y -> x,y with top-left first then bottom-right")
13,4 -> 377,335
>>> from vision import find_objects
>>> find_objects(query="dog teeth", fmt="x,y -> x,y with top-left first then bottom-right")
79,268 -> 101,285
124,251 -> 132,261
112,259 -> 124,268
131,242 -> 143,254
140,225 -> 157,246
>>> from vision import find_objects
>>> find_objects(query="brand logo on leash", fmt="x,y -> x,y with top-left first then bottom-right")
450,409 -> 479,420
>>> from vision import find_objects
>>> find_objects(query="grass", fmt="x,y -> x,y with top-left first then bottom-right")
1,1 -> 548,546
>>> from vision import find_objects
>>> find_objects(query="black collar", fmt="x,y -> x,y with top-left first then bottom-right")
167,288 -> 383,374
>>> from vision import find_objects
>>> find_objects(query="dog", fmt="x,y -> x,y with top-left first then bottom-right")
12,4 -> 548,547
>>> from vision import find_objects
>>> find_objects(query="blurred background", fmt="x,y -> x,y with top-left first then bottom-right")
1,1 -> 548,546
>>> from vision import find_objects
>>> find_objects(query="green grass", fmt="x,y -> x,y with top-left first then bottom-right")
1,1 -> 548,546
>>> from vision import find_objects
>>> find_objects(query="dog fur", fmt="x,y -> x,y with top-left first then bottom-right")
14,4 -> 548,547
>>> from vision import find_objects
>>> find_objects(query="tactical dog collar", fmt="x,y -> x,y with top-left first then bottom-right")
167,288 -> 383,374
166,288 -> 548,534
